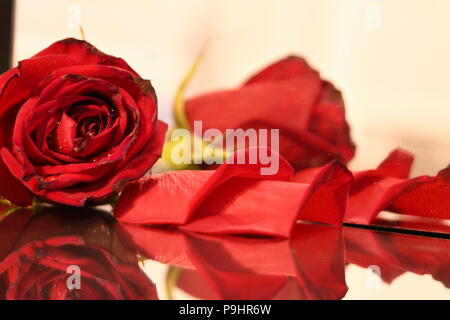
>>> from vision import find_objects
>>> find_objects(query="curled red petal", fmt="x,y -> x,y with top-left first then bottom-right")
344,149 -> 426,224
115,148 -> 352,238
345,175 -> 428,225
344,148 -> 450,227
295,160 -> 353,226
389,165 -> 450,220
376,148 -> 414,179
115,147 -> 294,226
179,178 -> 309,237
181,160 -> 351,236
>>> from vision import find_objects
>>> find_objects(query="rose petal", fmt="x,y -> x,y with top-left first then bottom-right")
33,38 -> 140,76
0,55 -> 79,123
376,148 -> 414,179
37,164 -> 115,191
0,168 -> 32,206
115,147 -> 294,227
342,148 -> 450,225
54,113 -> 77,155
43,65 -> 156,104
244,56 -> 319,85
308,82 -> 356,164
389,165 -> 450,220
181,160 -> 351,236
187,77 -> 322,134
115,148 -> 352,238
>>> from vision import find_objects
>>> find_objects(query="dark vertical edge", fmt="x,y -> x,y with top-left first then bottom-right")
0,0 -> 15,72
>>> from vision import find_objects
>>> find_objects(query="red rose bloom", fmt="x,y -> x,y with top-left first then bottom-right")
185,56 -> 355,170
0,38 -> 167,207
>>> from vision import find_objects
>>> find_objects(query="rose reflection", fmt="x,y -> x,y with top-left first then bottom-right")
1,205 -> 447,300
344,227 -> 450,288
0,207 -> 158,300
116,223 -> 348,300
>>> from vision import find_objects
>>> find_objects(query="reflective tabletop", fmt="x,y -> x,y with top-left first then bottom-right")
0,207 -> 448,300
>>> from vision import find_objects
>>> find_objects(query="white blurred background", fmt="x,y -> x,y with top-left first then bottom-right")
12,0 -> 450,175
11,0 -> 450,300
